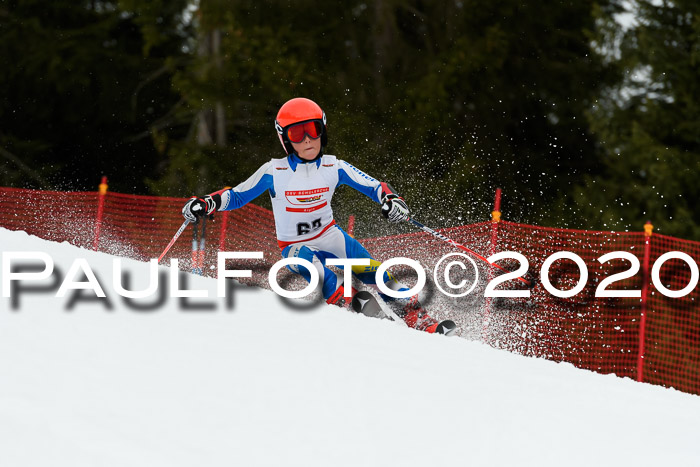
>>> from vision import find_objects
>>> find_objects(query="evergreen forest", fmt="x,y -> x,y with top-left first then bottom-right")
1,0 -> 698,239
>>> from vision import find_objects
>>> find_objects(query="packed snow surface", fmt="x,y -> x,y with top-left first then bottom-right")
1,228 -> 699,467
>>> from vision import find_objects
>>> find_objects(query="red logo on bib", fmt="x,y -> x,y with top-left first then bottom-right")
285,187 -> 329,212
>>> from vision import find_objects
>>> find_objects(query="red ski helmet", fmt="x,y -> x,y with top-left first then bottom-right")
275,97 -> 327,155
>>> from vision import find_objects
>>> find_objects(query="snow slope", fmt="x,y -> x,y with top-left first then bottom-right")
1,228 -> 699,467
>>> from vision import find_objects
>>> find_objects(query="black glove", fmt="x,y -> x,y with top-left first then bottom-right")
182,194 -> 220,222
381,193 -> 410,223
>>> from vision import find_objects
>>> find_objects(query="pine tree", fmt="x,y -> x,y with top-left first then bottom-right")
580,0 -> 700,239
0,0 -> 187,192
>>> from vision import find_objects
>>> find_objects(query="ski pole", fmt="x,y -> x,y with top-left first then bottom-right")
158,219 -> 191,263
191,218 -> 200,274
197,216 -> 208,275
407,218 -> 536,288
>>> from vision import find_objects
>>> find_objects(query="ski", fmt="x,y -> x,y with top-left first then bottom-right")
351,290 -> 457,336
351,290 -> 391,320
435,320 -> 458,336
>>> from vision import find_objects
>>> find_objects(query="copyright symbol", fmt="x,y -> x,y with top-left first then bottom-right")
433,253 -> 479,297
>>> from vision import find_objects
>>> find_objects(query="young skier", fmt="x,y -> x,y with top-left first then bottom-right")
182,97 -> 455,334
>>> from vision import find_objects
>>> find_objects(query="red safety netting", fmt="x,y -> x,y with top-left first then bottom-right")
363,221 -> 699,394
642,233 -> 700,392
0,187 -> 280,287
1,187 -> 698,394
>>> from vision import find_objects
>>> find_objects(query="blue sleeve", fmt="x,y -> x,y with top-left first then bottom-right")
336,160 -> 383,203
220,162 -> 274,210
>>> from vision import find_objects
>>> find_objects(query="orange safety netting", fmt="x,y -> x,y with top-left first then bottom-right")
1,187 -> 698,394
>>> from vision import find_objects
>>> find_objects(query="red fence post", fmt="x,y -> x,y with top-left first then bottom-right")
637,220 -> 654,382
347,215 -> 356,237
482,188 -> 502,342
490,188 -> 502,251
92,176 -> 108,251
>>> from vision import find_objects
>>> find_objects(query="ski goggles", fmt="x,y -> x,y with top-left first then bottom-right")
286,120 -> 323,143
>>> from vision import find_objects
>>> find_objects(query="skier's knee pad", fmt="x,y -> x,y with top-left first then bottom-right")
282,244 -> 322,274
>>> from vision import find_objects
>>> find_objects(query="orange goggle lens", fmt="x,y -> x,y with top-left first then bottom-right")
286,121 -> 323,143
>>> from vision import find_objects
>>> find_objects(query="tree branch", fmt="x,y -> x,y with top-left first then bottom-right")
0,146 -> 52,188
